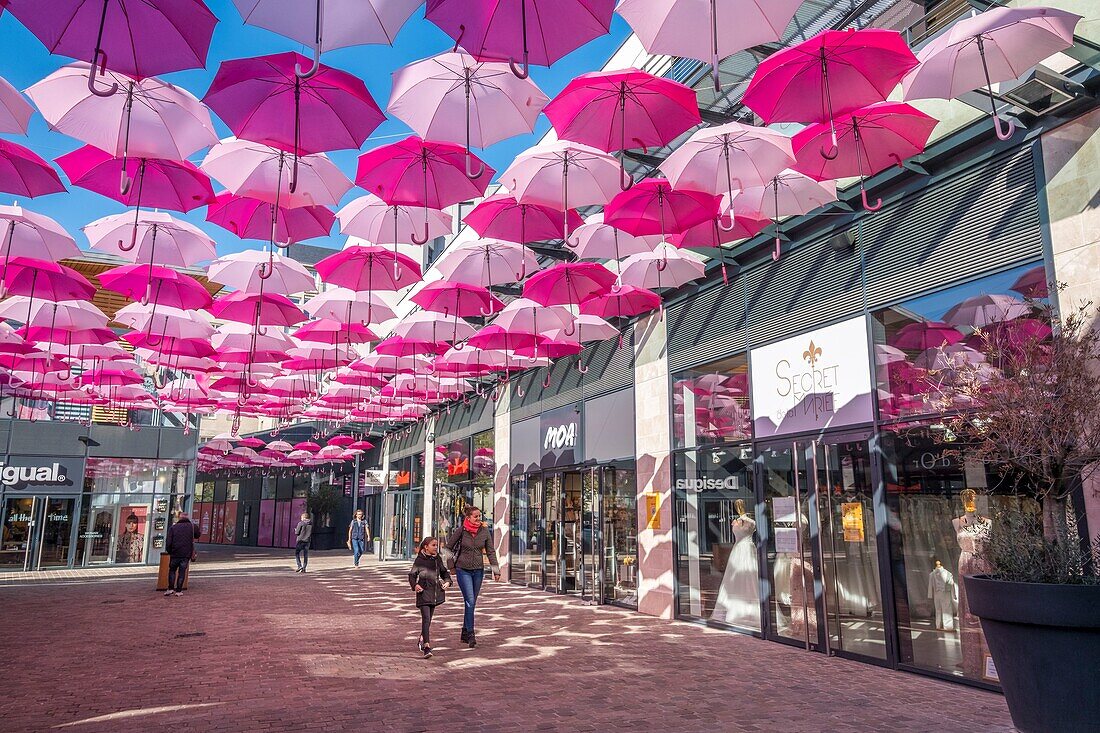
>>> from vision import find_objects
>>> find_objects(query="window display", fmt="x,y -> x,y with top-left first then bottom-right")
672,355 -> 751,450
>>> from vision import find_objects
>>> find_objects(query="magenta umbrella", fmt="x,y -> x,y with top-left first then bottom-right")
3,257 -> 95,302
293,319 -> 377,346
207,192 -> 334,246
580,285 -> 661,319
670,207 -> 769,283
410,281 -> 503,318
5,0 -> 217,96
890,321 -> 964,351
943,294 -> 1031,329
99,263 -> 212,309
523,262 -> 615,307
209,291 -> 307,328
1011,265 -> 1049,300
792,102 -> 937,211
374,335 -> 450,358
425,0 -> 615,79
356,136 -> 494,244
743,29 -> 918,158
0,139 -> 66,198
204,52 -> 385,192
315,245 -> 421,291
57,146 -> 215,213
544,68 -> 701,189
604,178 -> 720,240
467,324 -> 544,352
465,194 -> 581,244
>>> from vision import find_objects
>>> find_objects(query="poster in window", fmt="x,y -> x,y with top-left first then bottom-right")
223,502 -> 238,544
258,499 -> 276,547
115,506 -> 148,563
841,502 -> 865,542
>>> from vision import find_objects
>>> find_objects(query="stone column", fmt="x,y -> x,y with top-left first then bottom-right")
493,387 -> 512,580
633,313 -> 675,619
1041,108 -> 1100,535
422,415 -> 436,537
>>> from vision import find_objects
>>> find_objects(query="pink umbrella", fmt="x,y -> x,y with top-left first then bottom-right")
337,194 -> 451,245
604,178 -> 720,240
580,285 -> 661,319
435,239 -> 539,285
5,0 -> 217,94
315,244 -> 421,291
465,194 -> 581,244
204,52 -> 385,191
352,353 -> 432,375
425,0 -> 615,79
374,336 -> 450,358
890,321 -> 964,351
303,287 -> 398,325
293,319 -> 377,346
391,311 -> 477,344
545,313 -> 617,344
293,441 -> 322,453
0,205 -> 80,289
0,75 -> 33,135
57,146 -> 215,214
0,139 -> 66,198
743,29 -> 918,158
77,367 -> 144,388
355,136 -> 493,244
739,171 -> 838,261
207,192 -> 334,246
209,291 -> 306,328
661,121 -> 796,195
670,206 -> 768,282
514,338 -> 582,360
792,102 -> 937,211
201,138 -> 352,210
237,437 -> 266,449
943,294 -> 1031,329
207,249 -> 315,296
434,348 -> 512,376
410,281 -> 503,318
493,298 -> 576,334
969,318 -> 1052,356
3,257 -> 94,301
127,335 -> 216,360
84,210 -> 216,265
0,297 -> 107,330
544,68 -> 700,188
232,0 -> 421,78
1011,265 -> 1048,299
617,0 -> 803,90
902,7 -> 1080,140
568,213 -> 659,262
467,324 -> 544,352
523,262 -> 615,307
388,51 -> 548,178
618,244 -> 705,291
116,303 -> 215,340
20,324 -> 117,347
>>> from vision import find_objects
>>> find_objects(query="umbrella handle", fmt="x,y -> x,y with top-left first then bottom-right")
619,164 -> 634,191
716,213 -> 736,233
152,369 -> 167,390
611,278 -> 622,294
577,359 -> 588,375
296,0 -> 323,79
465,150 -> 485,180
87,49 -> 117,98
563,319 -> 576,337
453,339 -> 467,350
289,154 -> 299,194
860,185 -> 882,212
617,331 -> 624,351
119,168 -> 132,196
393,261 -> 403,282
564,234 -> 579,249
462,392 -> 471,406
411,221 -> 429,245
479,304 -> 497,317
509,51 -> 530,80
258,255 -> 274,280
542,371 -> 552,389
993,114 -> 1016,141
656,256 -> 668,272
515,381 -> 525,398
118,226 -> 138,252
772,234 -> 782,262
820,142 -> 839,160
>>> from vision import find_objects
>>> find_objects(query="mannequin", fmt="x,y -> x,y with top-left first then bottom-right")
711,498 -> 760,629
787,509 -> 817,641
952,488 -> 992,677
927,559 -> 958,631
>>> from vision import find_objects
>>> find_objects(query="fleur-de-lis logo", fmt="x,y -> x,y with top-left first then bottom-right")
803,340 -> 822,366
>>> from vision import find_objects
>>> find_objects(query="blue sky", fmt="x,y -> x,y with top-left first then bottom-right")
0,1 -> 631,256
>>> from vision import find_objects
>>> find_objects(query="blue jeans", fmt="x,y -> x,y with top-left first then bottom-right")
295,541 -> 309,569
168,557 -> 189,591
350,538 -> 365,566
456,567 -> 484,632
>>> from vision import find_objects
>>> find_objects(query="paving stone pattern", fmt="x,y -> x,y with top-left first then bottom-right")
0,546 -> 1015,733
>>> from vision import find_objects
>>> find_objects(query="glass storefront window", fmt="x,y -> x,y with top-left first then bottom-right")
601,467 -> 637,606
673,444 -> 758,629
471,430 -> 495,525
672,354 -> 751,450
883,426 -> 1039,684
437,438 -> 470,484
872,262 -> 1049,422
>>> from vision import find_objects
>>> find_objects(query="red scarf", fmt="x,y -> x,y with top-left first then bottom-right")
463,517 -> 481,535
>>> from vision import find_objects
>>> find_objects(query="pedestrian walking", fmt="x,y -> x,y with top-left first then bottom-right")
347,509 -> 370,568
164,512 -> 200,597
409,536 -> 451,659
446,506 -> 500,648
294,512 -> 312,572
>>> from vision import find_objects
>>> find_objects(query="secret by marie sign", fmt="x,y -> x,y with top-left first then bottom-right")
749,316 -> 874,438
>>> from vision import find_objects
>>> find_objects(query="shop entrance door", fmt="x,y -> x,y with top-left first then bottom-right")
543,469 -> 601,600
759,432 -> 888,662
0,496 -> 37,570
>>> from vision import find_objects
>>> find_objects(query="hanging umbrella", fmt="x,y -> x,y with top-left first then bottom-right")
201,138 -> 352,210
315,244 -> 421,291
465,194 -> 582,244
116,303 -> 216,340
410,281 -> 503,318
0,205 -> 80,290
792,102 -> 937,211
1010,265 -> 1049,299
352,353 -> 433,375
293,319 -> 377,346
204,52 -> 385,192
207,249 -> 315,296
670,203 -> 769,283
390,311 -> 477,344
617,0 -> 804,92
943,294 -> 1031,329
738,171 -> 838,261
544,313 -> 617,343
913,343 -> 988,371
57,146 -> 215,213
2,257 -> 95,302
0,297 -> 108,330
579,285 -> 661,319
890,321 -> 965,351
513,338 -> 582,360
467,324 -> 544,352
374,335 -> 450,357
492,298 -> 575,334
84,210 -> 216,266
543,68 -> 701,189
232,0 -> 421,78
743,28 -> 918,158
0,139 -> 66,198
618,244 -> 705,291
902,6 -> 1081,140
0,74 -> 33,135
209,291 -> 307,328
303,287 -> 398,325
435,239 -> 540,286
207,192 -> 334,246
522,261 -> 616,307
661,121 -> 796,195
5,0 -> 217,94
337,194 -> 452,245
568,212 -> 659,261
425,0 -> 615,79
501,140 -> 621,239
604,178 -> 720,240
355,136 -> 493,244
388,51 -> 548,178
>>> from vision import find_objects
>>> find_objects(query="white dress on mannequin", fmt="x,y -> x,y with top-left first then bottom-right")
710,516 -> 759,629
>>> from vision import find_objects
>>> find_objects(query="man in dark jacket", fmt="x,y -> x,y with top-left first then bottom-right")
164,513 -> 200,597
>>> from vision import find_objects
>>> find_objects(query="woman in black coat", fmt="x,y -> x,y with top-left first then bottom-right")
408,536 -> 451,658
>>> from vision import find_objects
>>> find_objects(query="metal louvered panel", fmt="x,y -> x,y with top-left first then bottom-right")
435,395 -> 494,444
391,421 -> 426,459
863,146 -> 1040,308
510,329 -> 635,423
667,278 -> 747,372
744,232 -> 863,347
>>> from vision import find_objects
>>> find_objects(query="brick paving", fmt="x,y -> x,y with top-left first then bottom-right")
0,546 -> 1014,733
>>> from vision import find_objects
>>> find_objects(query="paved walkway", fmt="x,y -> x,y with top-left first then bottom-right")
0,546 -> 1014,733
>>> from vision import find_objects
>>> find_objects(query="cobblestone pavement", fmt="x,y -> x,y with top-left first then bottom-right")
0,546 -> 1014,733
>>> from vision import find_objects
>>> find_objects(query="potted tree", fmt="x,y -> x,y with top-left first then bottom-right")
928,302 -> 1100,733
307,484 -> 343,551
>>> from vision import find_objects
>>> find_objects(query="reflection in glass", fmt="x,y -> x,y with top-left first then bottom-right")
544,472 -> 563,592
601,468 -> 637,606
672,354 -> 751,450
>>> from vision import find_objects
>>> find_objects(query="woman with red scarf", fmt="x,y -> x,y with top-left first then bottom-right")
446,505 -> 500,648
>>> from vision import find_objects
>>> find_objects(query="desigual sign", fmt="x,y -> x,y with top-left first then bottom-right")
0,456 -> 83,494
750,316 -> 873,438
675,476 -> 742,492
0,462 -> 69,488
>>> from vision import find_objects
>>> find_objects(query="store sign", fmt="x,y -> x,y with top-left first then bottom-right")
0,456 -> 83,494
750,316 -> 873,438
675,476 -> 741,492
540,406 -> 582,468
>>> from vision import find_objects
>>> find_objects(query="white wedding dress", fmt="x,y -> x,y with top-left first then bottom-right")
710,517 -> 760,629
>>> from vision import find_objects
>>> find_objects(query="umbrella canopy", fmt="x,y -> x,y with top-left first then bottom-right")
0,297 -> 107,330
671,208 -> 770,249
302,287 -> 398,325
209,291 -> 307,328
116,303 -> 215,339
434,239 -> 539,285
568,213 -> 659,261
618,244 -> 705,290
390,311 -> 477,344
579,285 -> 661,319
2,257 -> 95,301
207,192 -> 334,245
890,321 -> 965,351
374,335 -> 449,357
464,194 -> 581,244
604,178 -> 720,238
315,245 -> 421,291
545,313 -> 617,343
943,294 -> 1031,329
84,210 -> 216,265
202,138 -> 353,209
207,249 -> 316,296
337,194 -> 452,244
0,205 -> 80,265
0,139 -> 66,198
1011,265 -> 1049,300
467,324 -> 544,352
501,140 -> 621,218
522,261 -> 616,307
738,171 -> 838,260
0,74 -> 33,135
293,319 -> 377,346
492,298 -> 575,333
57,146 -> 215,212
410,281 -> 503,318
661,121 -> 796,194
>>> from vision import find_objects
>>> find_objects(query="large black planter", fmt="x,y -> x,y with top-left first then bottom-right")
311,526 -> 338,551
964,575 -> 1100,733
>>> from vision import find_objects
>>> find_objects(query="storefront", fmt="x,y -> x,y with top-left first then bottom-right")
430,396 -> 497,538
384,422 -> 425,560
0,421 -> 197,571
665,141 -> 1049,687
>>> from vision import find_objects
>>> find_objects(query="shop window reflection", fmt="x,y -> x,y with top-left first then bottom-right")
672,355 -> 751,450
872,263 -> 1050,422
